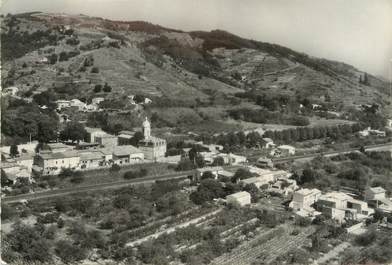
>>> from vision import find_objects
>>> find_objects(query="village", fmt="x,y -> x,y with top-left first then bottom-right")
1,8 -> 392,265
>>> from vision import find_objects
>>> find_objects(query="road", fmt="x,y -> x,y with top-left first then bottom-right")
272,142 -> 392,164
1,171 -> 192,204
2,165 -> 240,204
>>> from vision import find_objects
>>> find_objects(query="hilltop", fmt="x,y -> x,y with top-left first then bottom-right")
1,12 -> 390,139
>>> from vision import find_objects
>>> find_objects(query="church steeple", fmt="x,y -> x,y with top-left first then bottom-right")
142,117 -> 151,139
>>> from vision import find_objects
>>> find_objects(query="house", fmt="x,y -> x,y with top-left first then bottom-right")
2,86 -> 19,96
118,131 -> 135,145
47,143 -> 74,153
34,151 -> 80,175
70,99 -> 86,111
201,144 -> 224,153
218,153 -> 247,165
138,118 -> 167,161
85,127 -> 107,143
277,145 -> 296,155
95,134 -> 118,148
83,104 -> 99,112
262,138 -> 275,149
364,186 -> 392,213
1,162 -> 32,184
289,188 -> 322,211
359,127 -> 386,137
0,141 -> 38,158
56,100 -> 71,110
14,154 -> 35,172
365,186 -> 386,201
195,166 -> 224,180
78,151 -> 106,170
112,145 -> 144,165
92,97 -> 105,105
144,98 -> 152,104
255,157 -> 273,168
226,191 -> 251,207
241,176 -> 271,189
269,178 -> 298,196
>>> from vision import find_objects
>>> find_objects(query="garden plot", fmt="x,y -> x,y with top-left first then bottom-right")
211,224 -> 316,265
126,208 -> 222,247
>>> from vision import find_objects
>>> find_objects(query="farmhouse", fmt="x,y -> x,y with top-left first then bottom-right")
56,99 -> 71,110
35,151 -> 80,175
95,134 -> 118,148
226,191 -> 251,207
277,145 -> 296,155
195,166 -> 224,180
112,145 -> 144,165
85,127 -> 107,143
289,188 -> 322,211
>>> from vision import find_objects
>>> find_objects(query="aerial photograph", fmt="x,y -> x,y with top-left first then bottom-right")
0,0 -> 391,264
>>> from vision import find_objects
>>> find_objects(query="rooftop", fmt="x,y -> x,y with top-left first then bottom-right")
196,166 -> 224,173
368,186 -> 386,193
78,151 -> 104,160
227,191 -> 251,199
113,145 -> 142,156
140,136 -> 166,144
38,151 -> 79,160
295,188 -> 322,196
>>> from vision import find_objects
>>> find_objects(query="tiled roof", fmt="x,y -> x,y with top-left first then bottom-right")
38,151 -> 79,160
113,145 -> 142,156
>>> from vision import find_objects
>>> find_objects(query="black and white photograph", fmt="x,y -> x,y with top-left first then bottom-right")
1,1 -> 392,264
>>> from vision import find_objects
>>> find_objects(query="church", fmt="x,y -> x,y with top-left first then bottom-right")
138,117 -> 167,161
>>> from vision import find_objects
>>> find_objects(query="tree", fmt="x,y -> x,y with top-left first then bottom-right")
232,168 -> 253,182
37,117 -> 58,143
55,240 -> 87,264
94,84 -> 102,93
130,131 -> 144,146
91,66 -> 99,73
212,156 -> 225,166
10,144 -> 19,157
60,122 -> 87,143
201,171 -> 215,180
103,82 -> 112,92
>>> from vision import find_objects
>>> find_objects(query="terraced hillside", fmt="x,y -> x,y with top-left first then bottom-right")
2,12 -> 390,105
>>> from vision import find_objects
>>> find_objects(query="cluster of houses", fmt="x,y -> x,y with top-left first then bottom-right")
1,118 -> 167,182
56,97 -> 105,112
358,127 -> 386,137
289,186 -> 392,224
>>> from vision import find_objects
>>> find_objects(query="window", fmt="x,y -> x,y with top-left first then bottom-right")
62,160 -> 64,163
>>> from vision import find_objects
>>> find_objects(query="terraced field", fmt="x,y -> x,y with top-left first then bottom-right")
211,224 -> 316,265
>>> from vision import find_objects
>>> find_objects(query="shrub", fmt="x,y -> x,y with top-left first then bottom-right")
110,164 -> 121,172
91,66 -> 99,73
55,240 -> 87,263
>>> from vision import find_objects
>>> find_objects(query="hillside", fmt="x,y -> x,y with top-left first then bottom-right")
1,12 -> 390,137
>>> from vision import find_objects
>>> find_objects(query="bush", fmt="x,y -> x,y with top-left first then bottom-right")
110,164 -> 121,172
103,82 -> 112,92
91,66 -> 99,73
55,240 -> 87,264
123,168 -> 148,179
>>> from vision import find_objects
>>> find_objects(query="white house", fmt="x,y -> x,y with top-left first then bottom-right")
195,166 -> 224,180
262,138 -> 275,149
70,99 -> 86,111
112,145 -> 144,165
277,145 -> 296,155
56,100 -> 71,110
226,191 -> 251,207
2,86 -> 19,96
365,186 -> 386,201
92,97 -> 105,105
34,151 -> 81,175
289,188 -> 322,211
85,127 -> 107,143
